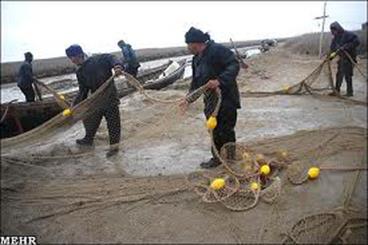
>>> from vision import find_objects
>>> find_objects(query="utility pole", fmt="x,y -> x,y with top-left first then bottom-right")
315,1 -> 328,58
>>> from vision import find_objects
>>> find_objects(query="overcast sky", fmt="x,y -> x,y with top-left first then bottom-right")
1,1 -> 366,62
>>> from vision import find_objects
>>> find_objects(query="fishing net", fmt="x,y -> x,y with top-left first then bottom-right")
1,52 -> 366,217
186,170 -> 240,203
281,152 -> 367,244
220,186 -> 260,211
1,60 -> 187,156
281,212 -> 346,244
281,212 -> 368,244
243,55 -> 366,106
334,217 -> 368,244
1,76 -> 117,152
286,160 -> 310,185
260,176 -> 282,204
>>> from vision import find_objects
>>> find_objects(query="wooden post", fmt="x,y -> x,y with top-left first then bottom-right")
315,1 -> 329,58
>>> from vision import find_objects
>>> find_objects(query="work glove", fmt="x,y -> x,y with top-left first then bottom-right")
329,52 -> 337,60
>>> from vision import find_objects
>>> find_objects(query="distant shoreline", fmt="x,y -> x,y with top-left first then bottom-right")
0,38 -> 285,85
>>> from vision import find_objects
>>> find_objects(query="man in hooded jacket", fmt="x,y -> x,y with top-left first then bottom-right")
329,21 -> 360,97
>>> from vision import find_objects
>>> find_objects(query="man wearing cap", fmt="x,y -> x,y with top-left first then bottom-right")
180,27 -> 241,169
17,52 -> 37,102
117,40 -> 140,77
329,21 -> 360,97
65,44 -> 124,157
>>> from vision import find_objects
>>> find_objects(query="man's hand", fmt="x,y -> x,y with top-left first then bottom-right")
206,79 -> 220,90
113,65 -> 124,76
178,98 -> 189,115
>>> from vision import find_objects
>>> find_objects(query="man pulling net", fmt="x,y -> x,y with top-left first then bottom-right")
65,44 -> 124,158
180,27 -> 241,169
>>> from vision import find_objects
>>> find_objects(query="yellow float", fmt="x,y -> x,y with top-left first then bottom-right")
250,182 -> 259,191
308,167 -> 320,179
206,116 -> 217,129
62,108 -> 72,117
260,164 -> 271,176
210,178 -> 225,190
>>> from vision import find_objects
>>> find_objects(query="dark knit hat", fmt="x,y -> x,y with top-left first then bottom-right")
185,27 -> 210,44
65,44 -> 84,58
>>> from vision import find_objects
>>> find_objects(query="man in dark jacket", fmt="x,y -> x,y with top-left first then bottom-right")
17,52 -> 36,102
329,21 -> 360,97
117,40 -> 140,77
180,27 -> 241,169
65,44 -> 123,157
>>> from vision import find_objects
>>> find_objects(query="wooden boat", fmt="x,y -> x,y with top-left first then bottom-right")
0,59 -> 187,138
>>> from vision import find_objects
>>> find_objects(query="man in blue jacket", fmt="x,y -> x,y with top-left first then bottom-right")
117,40 -> 141,77
180,27 -> 241,169
65,44 -> 123,157
329,21 -> 360,97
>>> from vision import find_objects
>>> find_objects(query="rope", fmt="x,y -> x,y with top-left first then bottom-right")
122,71 -> 198,104
320,165 -> 367,171
242,56 -> 367,106
342,50 -> 367,80
342,156 -> 366,210
34,79 -> 71,109
326,58 -> 367,106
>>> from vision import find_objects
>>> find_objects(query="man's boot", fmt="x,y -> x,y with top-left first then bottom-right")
106,145 -> 119,158
330,71 -> 343,96
200,158 -> 221,169
345,76 -> 353,97
76,137 -> 93,146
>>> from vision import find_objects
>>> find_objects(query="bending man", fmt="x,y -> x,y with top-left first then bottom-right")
329,21 -> 360,97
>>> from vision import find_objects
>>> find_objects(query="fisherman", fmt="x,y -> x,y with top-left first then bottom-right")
65,44 -> 123,157
17,52 -> 38,102
329,21 -> 360,97
179,27 -> 241,169
117,40 -> 141,77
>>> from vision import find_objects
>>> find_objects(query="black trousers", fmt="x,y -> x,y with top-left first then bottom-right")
336,59 -> 354,94
205,103 -> 237,161
83,103 -> 121,145
18,85 -> 35,102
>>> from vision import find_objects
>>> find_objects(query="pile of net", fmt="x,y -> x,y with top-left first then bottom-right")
281,211 -> 367,244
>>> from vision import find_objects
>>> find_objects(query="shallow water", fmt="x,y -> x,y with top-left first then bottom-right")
0,47 -> 259,103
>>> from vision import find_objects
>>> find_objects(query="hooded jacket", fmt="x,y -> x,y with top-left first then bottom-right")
330,22 -> 360,60
121,44 -> 140,69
